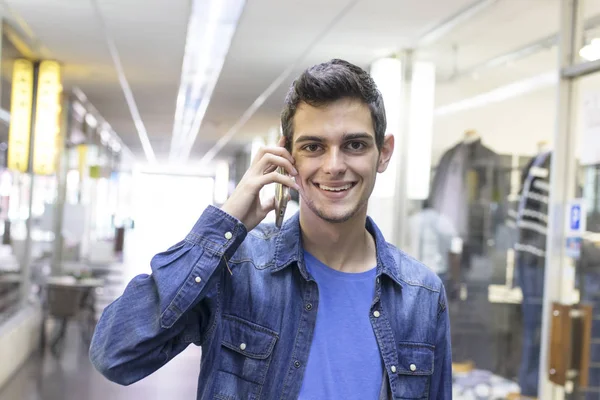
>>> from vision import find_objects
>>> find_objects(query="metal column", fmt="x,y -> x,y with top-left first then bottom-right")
538,0 -> 600,397
20,64 -> 39,304
392,50 -> 413,248
50,97 -> 71,275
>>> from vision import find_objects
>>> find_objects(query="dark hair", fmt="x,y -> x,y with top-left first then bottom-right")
281,59 -> 386,152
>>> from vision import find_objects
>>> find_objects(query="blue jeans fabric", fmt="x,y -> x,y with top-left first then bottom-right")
516,263 -> 545,397
582,271 -> 600,400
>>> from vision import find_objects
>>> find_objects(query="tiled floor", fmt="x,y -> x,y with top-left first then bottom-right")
0,261 -> 202,400
0,326 -> 201,400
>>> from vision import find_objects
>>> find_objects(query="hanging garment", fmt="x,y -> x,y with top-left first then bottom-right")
429,139 -> 509,258
515,152 -> 552,269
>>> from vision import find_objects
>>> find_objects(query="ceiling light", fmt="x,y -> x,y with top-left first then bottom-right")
435,71 -> 557,116
85,113 -> 97,127
580,38 -> 600,61
168,0 -> 246,163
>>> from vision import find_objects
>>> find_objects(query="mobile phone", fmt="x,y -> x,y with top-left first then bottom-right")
275,167 -> 290,228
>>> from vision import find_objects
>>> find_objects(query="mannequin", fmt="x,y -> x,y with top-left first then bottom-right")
463,129 -> 481,144
514,147 -> 552,397
536,140 -> 551,154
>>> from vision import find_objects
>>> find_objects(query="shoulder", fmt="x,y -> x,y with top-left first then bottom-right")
386,243 -> 444,293
228,222 -> 280,267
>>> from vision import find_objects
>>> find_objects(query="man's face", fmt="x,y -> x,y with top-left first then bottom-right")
291,98 -> 394,224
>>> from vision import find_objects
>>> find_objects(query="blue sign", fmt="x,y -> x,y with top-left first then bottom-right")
566,199 -> 586,236
570,204 -> 582,231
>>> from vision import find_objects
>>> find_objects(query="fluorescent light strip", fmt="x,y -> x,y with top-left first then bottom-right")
435,71 -> 558,116
169,0 -> 246,163
580,38 -> 600,61
90,0 -> 156,164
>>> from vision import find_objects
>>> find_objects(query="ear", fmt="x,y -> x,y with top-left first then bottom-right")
377,134 -> 395,173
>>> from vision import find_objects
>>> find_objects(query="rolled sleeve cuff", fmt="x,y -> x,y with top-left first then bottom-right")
185,205 -> 247,258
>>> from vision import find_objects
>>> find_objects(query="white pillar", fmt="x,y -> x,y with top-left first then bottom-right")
406,61 -> 436,201
369,57 -> 403,243
369,54 -> 436,247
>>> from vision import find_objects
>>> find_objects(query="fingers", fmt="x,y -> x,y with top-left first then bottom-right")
259,171 -> 301,191
253,145 -> 294,166
257,153 -> 297,177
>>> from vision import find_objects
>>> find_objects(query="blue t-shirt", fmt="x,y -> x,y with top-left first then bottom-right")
298,251 -> 383,400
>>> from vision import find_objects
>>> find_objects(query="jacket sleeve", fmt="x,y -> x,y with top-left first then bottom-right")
89,205 -> 247,385
429,287 -> 453,399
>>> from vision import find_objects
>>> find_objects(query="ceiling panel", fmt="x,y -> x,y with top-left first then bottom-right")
193,0 -> 483,159
3,0 -> 189,160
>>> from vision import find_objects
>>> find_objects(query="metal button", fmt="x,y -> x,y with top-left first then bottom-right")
391,366 -> 397,373
294,360 -> 301,368
194,276 -> 202,283
373,311 -> 381,318
225,232 -> 233,240
410,364 -> 417,372
376,277 -> 380,284
305,303 -> 313,311
240,343 -> 246,351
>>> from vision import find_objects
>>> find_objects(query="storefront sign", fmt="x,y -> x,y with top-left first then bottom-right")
582,92 -> 600,165
566,199 -> 586,237
565,198 -> 586,259
33,60 -> 62,175
7,59 -> 35,172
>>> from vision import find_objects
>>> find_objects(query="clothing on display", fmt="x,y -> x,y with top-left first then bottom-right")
406,206 -> 458,277
514,152 -> 552,270
430,134 -> 516,377
429,136 -> 508,260
511,151 -> 551,397
579,174 -> 600,398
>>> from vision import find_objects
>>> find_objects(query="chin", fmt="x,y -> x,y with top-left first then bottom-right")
313,205 -> 361,224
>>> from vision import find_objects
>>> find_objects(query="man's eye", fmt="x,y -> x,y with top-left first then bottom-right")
303,144 -> 321,152
347,141 -> 365,151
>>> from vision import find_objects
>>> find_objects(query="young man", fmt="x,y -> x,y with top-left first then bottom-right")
90,59 -> 452,399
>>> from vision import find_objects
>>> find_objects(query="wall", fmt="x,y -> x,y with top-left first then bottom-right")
432,72 -> 600,164
0,305 -> 42,390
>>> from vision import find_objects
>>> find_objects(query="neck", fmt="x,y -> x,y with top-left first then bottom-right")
299,206 -> 376,273
463,135 -> 479,144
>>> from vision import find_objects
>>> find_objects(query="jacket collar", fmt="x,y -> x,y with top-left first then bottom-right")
271,212 -> 403,287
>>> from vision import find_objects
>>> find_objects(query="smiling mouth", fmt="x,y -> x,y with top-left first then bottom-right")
314,182 -> 357,192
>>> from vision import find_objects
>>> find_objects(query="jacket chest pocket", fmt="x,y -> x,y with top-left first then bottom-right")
217,314 -> 278,388
391,343 -> 435,399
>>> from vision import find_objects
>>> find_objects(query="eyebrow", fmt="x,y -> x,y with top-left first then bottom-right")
294,132 -> 374,145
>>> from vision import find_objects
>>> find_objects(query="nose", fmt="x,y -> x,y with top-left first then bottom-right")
322,148 -> 347,176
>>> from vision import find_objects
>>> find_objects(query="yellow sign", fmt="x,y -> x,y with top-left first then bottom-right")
7,59 -> 34,172
77,144 -> 87,178
33,60 -> 63,175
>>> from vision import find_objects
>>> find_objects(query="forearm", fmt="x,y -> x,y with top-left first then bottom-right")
90,205 -> 247,384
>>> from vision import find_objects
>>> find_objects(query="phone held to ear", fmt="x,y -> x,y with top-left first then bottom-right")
275,167 -> 290,228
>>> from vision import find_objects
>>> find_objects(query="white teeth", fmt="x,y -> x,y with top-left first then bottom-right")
318,183 -> 352,192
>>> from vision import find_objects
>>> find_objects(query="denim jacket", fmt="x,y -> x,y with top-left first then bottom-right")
90,205 -> 453,399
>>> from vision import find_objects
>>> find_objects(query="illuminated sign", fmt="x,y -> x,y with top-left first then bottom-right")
33,60 -> 63,175
7,59 -> 35,172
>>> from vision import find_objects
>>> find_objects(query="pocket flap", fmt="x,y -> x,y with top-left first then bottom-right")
396,343 -> 435,376
221,314 -> 278,360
